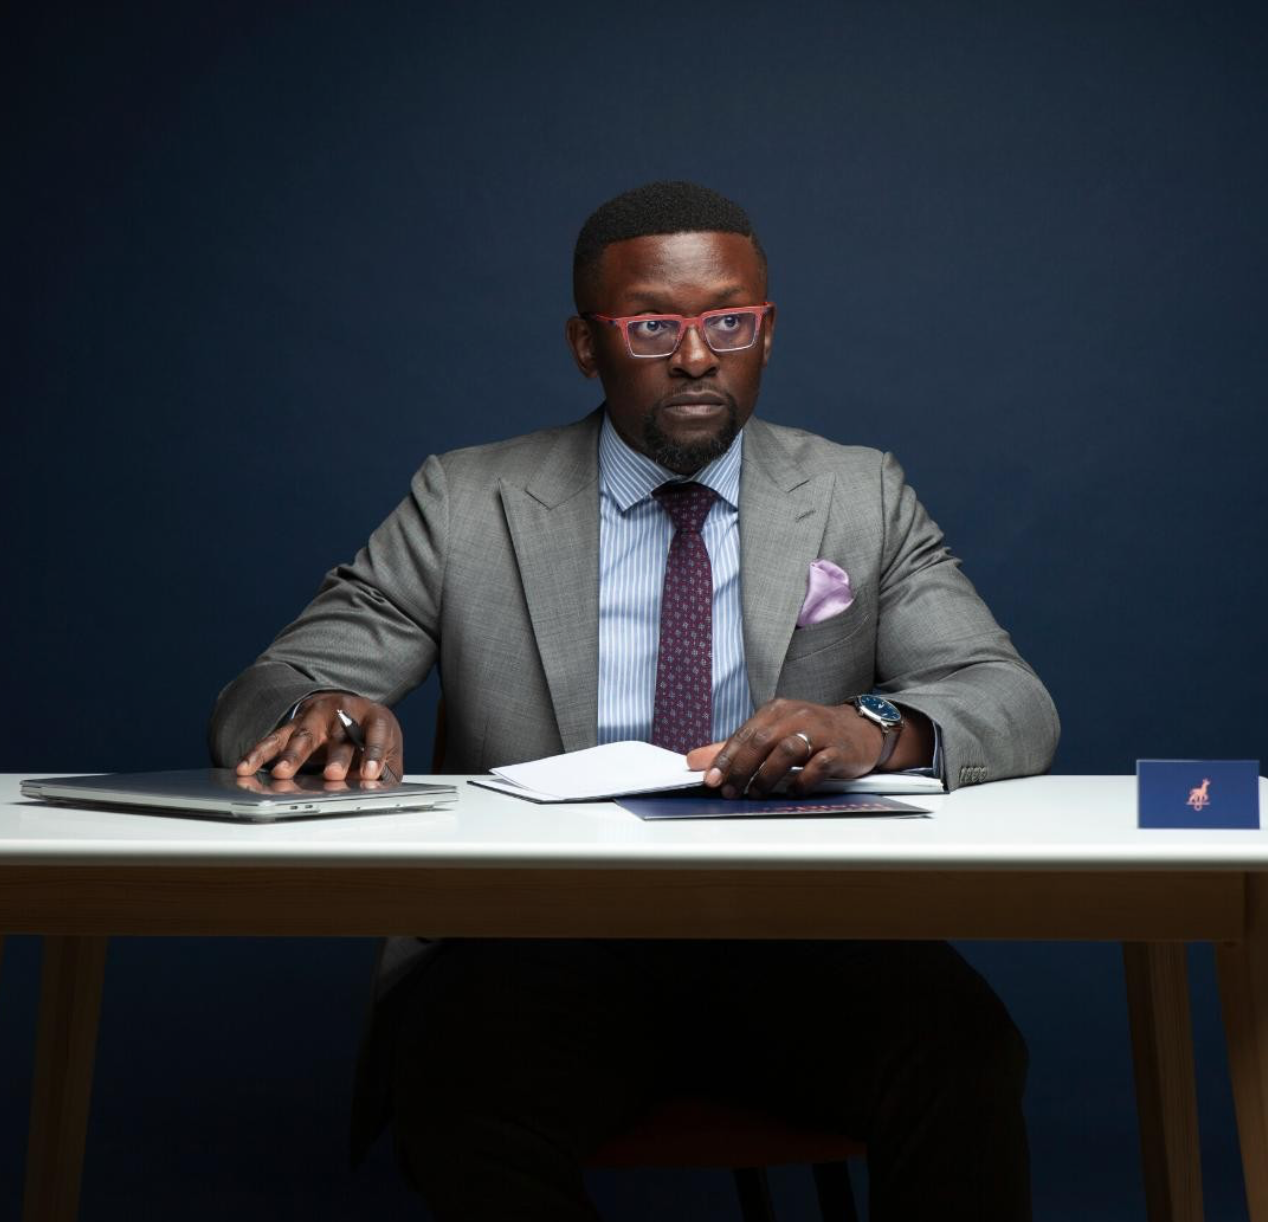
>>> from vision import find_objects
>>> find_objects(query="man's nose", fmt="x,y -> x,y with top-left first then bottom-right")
670,323 -> 719,376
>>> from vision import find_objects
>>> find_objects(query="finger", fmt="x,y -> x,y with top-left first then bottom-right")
705,707 -> 782,790
787,747 -> 844,795
706,700 -> 798,793
358,709 -> 397,779
236,726 -> 294,775
746,732 -> 818,799
271,715 -> 328,777
323,735 -> 356,780
701,724 -> 753,791
716,720 -> 789,799
685,741 -> 727,772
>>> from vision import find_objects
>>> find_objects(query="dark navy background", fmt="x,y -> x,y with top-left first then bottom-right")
3,2 -> 1266,1218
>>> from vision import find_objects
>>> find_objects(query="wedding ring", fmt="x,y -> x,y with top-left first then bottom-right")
792,731 -> 814,757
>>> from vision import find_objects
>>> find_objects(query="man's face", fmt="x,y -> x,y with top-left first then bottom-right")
566,231 -> 774,474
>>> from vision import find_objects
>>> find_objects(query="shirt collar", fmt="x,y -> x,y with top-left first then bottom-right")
598,409 -> 743,513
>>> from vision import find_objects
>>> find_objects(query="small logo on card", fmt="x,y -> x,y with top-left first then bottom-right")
1137,760 -> 1259,830
1187,778 -> 1212,812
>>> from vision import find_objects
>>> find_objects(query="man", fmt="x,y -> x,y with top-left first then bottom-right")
210,181 -> 1058,1220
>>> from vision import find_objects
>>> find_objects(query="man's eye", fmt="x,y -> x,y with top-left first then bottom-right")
708,314 -> 741,331
632,319 -> 670,335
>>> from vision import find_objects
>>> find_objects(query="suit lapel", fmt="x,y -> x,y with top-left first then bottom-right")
739,418 -> 834,707
499,412 -> 602,754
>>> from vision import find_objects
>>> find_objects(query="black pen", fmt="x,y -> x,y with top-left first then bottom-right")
335,708 -> 399,784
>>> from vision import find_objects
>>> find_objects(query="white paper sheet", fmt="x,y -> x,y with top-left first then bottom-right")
488,741 -> 701,801
476,740 -> 947,803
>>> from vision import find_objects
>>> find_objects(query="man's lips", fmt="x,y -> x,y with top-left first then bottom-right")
660,394 -> 727,414
664,392 -> 725,408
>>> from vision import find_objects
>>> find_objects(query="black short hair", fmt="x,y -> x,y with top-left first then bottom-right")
573,180 -> 766,310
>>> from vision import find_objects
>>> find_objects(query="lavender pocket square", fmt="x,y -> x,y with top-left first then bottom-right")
797,559 -> 854,628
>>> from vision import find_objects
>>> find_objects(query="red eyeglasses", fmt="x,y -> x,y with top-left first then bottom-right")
586,303 -> 773,359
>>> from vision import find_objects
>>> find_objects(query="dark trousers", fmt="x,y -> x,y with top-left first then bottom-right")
389,939 -> 1030,1221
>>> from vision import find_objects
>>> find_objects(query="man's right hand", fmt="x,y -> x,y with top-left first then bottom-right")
235,692 -> 405,782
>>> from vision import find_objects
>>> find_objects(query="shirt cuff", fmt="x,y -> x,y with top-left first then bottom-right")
897,719 -> 943,780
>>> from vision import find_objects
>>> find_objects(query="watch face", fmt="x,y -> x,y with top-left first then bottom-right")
856,694 -> 902,725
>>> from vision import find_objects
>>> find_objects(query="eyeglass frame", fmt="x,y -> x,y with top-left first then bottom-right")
584,302 -> 774,359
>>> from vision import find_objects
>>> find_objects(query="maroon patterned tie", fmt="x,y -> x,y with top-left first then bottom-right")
650,482 -> 717,754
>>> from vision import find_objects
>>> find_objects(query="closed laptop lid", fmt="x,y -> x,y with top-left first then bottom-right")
21,769 -> 455,822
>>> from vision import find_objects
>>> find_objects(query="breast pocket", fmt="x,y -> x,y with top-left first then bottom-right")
776,601 -> 875,705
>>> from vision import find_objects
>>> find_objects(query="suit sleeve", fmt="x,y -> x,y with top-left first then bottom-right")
870,452 -> 1060,789
207,455 -> 450,767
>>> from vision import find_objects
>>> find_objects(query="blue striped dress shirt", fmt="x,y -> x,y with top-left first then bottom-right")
597,412 -> 753,747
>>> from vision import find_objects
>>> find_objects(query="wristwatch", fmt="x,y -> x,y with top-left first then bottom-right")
850,694 -> 905,770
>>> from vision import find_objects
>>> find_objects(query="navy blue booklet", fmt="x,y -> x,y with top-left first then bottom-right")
617,793 -> 931,820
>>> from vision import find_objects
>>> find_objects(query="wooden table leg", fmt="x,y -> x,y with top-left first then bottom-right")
1123,942 -> 1204,1222
1217,873 -> 1268,1221
22,936 -> 108,1222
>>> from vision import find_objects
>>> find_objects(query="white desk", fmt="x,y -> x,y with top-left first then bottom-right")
3,773 -> 1267,1221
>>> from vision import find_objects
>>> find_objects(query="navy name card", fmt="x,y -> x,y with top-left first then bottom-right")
1137,760 -> 1261,829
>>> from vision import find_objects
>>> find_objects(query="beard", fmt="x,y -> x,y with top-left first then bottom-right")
641,399 -> 741,475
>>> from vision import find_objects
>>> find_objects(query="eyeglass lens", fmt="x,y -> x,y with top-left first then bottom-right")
627,311 -> 760,357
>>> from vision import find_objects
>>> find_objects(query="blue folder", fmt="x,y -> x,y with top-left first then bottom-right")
617,794 -> 930,820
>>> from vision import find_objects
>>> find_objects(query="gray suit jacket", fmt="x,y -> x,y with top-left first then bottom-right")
208,407 -> 1059,1163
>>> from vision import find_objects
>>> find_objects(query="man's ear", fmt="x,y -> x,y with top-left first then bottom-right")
565,316 -> 600,379
760,303 -> 776,368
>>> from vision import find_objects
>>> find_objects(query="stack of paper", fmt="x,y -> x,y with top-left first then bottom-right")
470,740 -> 946,804
473,741 -> 700,803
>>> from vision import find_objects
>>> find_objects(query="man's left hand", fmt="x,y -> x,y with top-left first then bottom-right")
685,699 -> 929,799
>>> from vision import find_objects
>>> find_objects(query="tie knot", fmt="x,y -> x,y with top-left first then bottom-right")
653,481 -> 717,534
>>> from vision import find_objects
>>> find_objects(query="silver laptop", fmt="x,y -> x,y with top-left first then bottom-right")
21,769 -> 457,823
